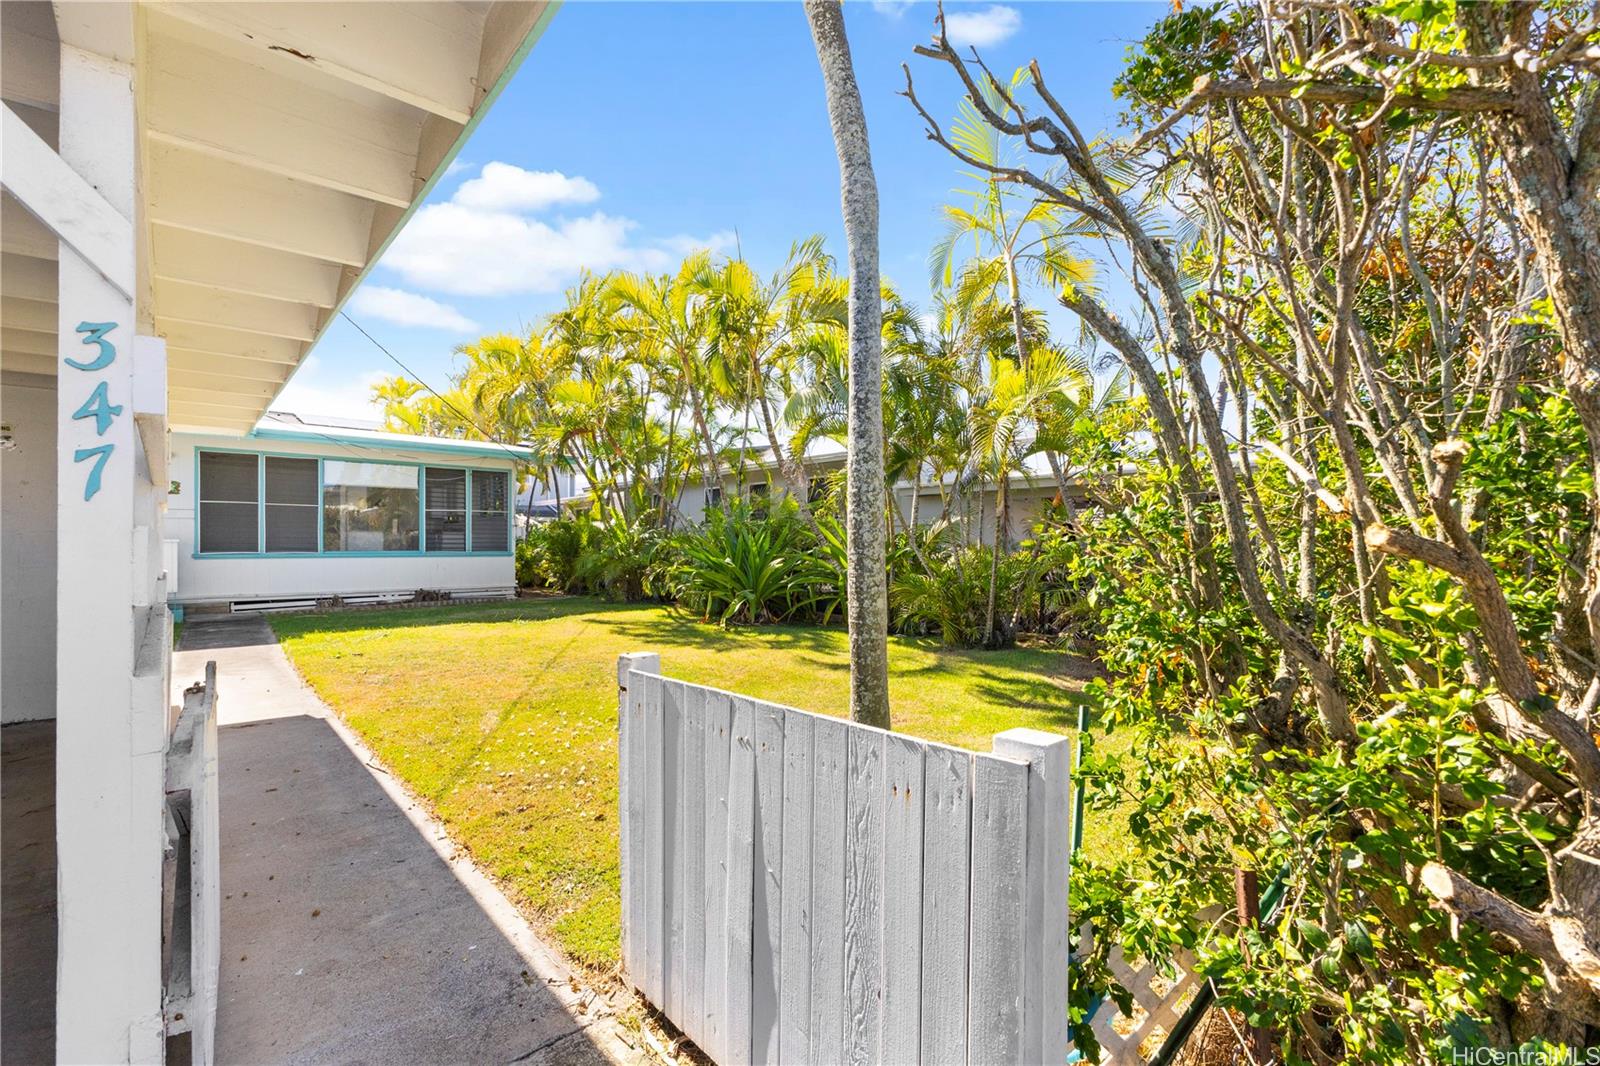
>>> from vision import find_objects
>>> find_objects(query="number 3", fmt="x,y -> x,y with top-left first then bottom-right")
67,321 -> 117,371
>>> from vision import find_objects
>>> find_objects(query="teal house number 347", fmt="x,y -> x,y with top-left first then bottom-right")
68,321 -> 123,501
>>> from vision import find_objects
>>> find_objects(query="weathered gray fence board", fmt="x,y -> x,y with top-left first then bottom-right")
725,697 -> 757,1065
664,680 -> 685,1022
681,685 -> 709,1041
701,691 -> 734,1063
644,672 -> 666,1007
994,729 -> 1072,1065
969,751 -> 1029,1065
617,657 -> 1069,1066
778,711 -> 815,1064
752,700 -> 786,1065
843,727 -> 885,1066
920,743 -> 972,1065
809,717 -> 848,1065
619,653 -> 658,989
881,733 -> 926,1065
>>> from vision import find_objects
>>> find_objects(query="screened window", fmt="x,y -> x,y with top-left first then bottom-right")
424,467 -> 467,552
322,461 -> 419,552
264,456 -> 318,552
198,451 -> 259,553
470,469 -> 510,552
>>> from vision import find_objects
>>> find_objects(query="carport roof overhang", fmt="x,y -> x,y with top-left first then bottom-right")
1,1 -> 556,433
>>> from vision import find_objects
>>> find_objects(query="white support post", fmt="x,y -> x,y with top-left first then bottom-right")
617,652 -> 660,988
993,727 -> 1072,1066
50,25 -> 167,1064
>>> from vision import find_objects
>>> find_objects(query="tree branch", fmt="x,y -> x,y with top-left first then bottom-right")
1186,74 -> 1516,113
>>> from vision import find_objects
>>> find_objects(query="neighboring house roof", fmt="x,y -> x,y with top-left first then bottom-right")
242,410 -> 534,462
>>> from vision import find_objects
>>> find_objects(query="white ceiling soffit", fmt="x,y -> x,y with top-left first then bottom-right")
0,0 -> 555,433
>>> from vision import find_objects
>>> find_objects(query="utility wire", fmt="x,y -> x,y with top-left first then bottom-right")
338,310 -> 533,468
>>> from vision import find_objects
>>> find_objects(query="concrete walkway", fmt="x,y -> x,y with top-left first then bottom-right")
173,616 -> 636,1065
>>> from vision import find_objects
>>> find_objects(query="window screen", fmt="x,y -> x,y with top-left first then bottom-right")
264,456 -> 318,553
322,461 -> 419,552
425,468 -> 467,552
199,451 -> 259,553
470,469 -> 510,552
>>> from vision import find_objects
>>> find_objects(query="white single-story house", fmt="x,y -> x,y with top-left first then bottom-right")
166,411 -> 528,614
549,440 -> 1086,546
0,2 -> 552,1061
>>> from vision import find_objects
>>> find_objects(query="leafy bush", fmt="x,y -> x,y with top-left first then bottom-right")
664,498 -> 835,625
576,513 -> 666,602
891,544 -> 1039,647
517,516 -> 593,592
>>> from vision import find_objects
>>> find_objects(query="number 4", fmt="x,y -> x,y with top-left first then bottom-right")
71,381 -> 124,436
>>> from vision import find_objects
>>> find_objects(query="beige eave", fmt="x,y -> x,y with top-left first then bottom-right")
2,0 -> 555,432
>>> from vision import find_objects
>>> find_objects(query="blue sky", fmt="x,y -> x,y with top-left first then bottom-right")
276,0 -> 1166,420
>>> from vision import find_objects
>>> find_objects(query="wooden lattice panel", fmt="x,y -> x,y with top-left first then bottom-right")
1078,910 -> 1221,1065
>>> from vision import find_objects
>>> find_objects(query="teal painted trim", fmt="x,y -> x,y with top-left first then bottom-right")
193,445 -> 524,559
259,3 -> 561,421
316,457 -> 326,553
256,452 -> 266,554
245,427 -> 531,462
192,551 -> 512,560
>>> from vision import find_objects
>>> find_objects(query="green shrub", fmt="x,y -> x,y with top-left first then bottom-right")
517,515 -> 592,592
577,513 -> 666,602
891,544 -> 1039,647
665,498 -> 835,625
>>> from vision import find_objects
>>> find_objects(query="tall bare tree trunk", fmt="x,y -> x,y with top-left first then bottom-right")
805,0 -> 889,729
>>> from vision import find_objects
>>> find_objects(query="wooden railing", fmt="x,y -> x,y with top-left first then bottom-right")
163,661 -> 221,1064
617,652 -> 1071,1065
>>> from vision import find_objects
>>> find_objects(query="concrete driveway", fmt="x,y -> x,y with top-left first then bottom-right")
172,616 -> 637,1065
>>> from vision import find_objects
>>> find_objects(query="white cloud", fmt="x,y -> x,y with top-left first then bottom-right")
381,165 -> 735,296
453,162 -> 601,212
272,369 -> 389,422
443,158 -> 472,179
943,4 -> 1021,47
348,285 -> 479,332
871,0 -> 915,18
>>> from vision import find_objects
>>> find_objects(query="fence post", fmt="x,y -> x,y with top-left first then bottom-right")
617,651 -> 661,991
993,727 -> 1072,1065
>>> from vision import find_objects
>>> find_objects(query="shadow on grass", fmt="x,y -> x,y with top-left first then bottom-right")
267,595 -> 621,640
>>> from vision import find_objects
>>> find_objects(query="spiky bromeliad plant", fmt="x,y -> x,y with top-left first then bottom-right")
668,498 -> 834,626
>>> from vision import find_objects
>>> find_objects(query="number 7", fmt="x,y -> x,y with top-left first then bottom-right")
73,444 -> 114,501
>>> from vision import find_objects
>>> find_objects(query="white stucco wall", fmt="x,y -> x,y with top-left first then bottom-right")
1,373 -> 58,722
166,433 -> 518,605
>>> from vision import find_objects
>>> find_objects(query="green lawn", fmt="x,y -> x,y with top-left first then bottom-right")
270,598 -> 1109,970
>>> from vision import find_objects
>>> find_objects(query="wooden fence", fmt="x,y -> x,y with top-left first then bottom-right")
617,653 -> 1071,1065
164,661 -> 221,1064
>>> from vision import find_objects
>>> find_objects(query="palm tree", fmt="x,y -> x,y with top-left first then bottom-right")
969,345 -> 1091,645
697,237 -> 844,531
930,72 -> 1097,505
608,253 -> 724,494
804,0 -> 890,729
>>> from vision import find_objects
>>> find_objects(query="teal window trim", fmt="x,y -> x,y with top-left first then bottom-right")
257,453 -> 266,554
316,457 -> 325,553
192,445 -> 516,561
194,448 -> 264,555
